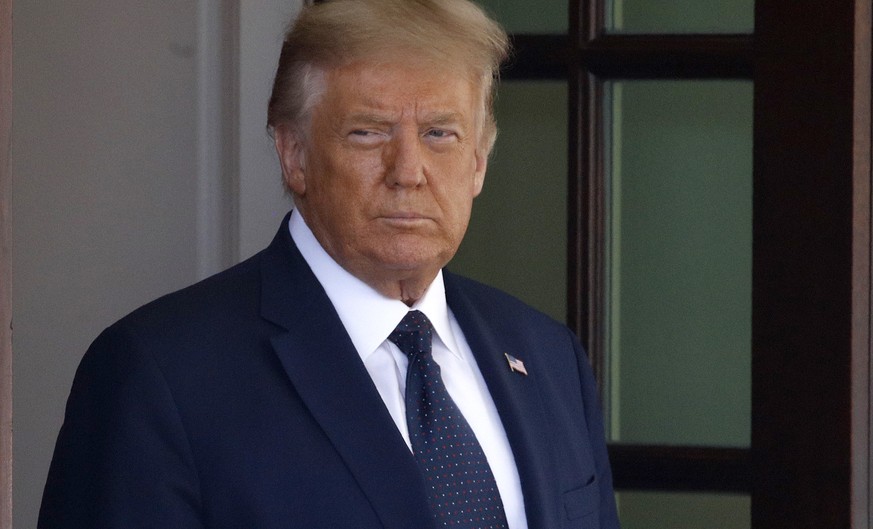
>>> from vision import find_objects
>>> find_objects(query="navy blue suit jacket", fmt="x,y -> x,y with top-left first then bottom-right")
39,214 -> 620,529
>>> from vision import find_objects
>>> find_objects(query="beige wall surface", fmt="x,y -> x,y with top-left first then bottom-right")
12,1 -> 200,526
237,0 -> 300,259
12,1 -> 305,526
2,0 -> 13,526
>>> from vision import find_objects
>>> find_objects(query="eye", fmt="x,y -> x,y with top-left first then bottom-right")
347,129 -> 385,146
424,129 -> 456,141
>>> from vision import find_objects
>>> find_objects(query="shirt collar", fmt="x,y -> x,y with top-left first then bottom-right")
289,210 -> 462,361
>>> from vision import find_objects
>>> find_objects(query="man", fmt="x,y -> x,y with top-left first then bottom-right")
39,0 -> 620,527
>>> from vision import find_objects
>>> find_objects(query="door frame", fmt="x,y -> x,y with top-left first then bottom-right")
853,4 -> 872,526
752,0 -> 871,525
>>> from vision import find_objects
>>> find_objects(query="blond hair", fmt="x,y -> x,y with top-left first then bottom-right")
267,0 -> 509,153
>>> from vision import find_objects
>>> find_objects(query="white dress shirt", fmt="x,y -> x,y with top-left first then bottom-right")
289,210 -> 528,529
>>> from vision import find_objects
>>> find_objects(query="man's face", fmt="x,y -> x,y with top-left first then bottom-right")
277,58 -> 487,297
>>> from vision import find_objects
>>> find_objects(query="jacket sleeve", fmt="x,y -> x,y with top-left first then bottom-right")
38,323 -> 205,529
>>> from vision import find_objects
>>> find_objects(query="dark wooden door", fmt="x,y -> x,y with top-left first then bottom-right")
562,0 -> 872,526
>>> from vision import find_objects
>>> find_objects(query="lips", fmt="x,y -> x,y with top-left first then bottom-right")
378,213 -> 435,229
383,212 -> 426,220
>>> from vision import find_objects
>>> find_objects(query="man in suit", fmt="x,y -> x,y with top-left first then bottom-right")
39,0 -> 620,527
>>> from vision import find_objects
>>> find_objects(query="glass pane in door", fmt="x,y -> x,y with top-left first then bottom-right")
606,0 -> 754,34
616,491 -> 750,529
475,0 -> 568,33
603,80 -> 752,447
451,81 -> 568,323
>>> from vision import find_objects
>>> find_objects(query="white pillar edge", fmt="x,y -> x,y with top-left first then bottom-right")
196,0 -> 239,279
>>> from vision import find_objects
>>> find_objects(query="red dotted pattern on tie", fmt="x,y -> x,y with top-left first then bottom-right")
389,310 -> 509,529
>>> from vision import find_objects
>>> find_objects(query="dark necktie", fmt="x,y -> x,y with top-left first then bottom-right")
388,310 -> 509,529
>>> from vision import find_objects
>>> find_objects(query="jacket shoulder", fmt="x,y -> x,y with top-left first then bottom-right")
98,251 -> 269,361
131,252 -> 261,320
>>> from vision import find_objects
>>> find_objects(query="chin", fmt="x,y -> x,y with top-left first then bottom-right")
375,247 -> 452,274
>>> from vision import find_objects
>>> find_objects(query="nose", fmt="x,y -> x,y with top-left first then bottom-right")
384,129 -> 426,188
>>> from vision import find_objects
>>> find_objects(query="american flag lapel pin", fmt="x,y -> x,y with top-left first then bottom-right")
504,353 -> 528,376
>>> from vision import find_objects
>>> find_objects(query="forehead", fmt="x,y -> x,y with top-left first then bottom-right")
318,58 -> 483,121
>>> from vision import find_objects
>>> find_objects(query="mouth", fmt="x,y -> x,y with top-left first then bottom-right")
383,211 -> 425,219
379,213 -> 433,227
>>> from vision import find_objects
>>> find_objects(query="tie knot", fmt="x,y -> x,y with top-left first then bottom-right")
388,310 -> 433,359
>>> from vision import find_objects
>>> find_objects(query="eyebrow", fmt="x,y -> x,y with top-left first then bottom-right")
422,111 -> 465,127
340,110 -> 467,129
342,112 -> 397,127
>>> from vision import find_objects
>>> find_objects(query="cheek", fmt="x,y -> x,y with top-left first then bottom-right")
439,185 -> 476,233
308,156 -> 372,203
447,164 -> 483,204
329,154 -> 385,194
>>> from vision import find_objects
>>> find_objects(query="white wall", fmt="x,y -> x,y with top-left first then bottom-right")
11,1 -> 300,526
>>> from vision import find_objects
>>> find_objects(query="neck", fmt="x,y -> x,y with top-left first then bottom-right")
363,274 -> 434,307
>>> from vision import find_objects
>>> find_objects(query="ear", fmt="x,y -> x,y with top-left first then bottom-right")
472,148 -> 488,197
274,125 -> 307,196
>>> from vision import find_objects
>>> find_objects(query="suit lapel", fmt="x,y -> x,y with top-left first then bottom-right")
445,274 -> 560,529
259,218 -> 435,529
